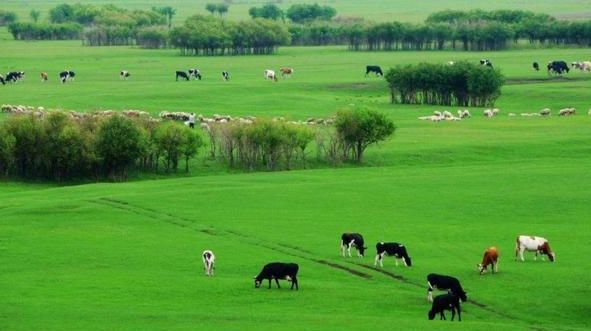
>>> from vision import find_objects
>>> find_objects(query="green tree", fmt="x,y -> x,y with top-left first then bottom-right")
249,4 -> 284,21
0,10 -> 18,26
49,4 -> 74,23
181,129 -> 204,172
0,126 -> 16,176
152,6 -> 176,29
30,10 -> 41,23
206,3 -> 217,15
95,116 -> 144,180
335,108 -> 395,163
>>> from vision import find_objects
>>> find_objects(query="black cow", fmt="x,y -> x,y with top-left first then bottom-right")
222,71 -> 229,81
341,233 -> 367,257
254,262 -> 299,290
6,71 -> 24,82
188,68 -> 202,80
375,242 -> 412,267
365,65 -> 383,77
67,71 -> 75,80
59,71 -> 69,83
428,293 -> 462,321
547,61 -> 569,75
427,273 -> 467,302
480,59 -> 493,68
176,71 -> 190,81
533,62 -> 540,71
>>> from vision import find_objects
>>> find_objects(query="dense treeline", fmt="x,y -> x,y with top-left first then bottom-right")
385,62 -> 505,107
0,10 -> 17,26
0,113 -> 204,181
170,15 -> 290,55
8,22 -> 83,40
425,9 -> 555,24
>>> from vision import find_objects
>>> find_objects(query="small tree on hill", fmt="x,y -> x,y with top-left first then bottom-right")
30,10 -> 41,23
95,116 -> 144,180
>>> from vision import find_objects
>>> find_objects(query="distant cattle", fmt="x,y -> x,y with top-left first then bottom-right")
572,61 -> 591,72
365,65 -> 383,77
547,61 -> 569,75
427,273 -> 467,303
254,262 -> 299,290
120,70 -> 130,80
340,233 -> 367,257
533,62 -> 540,71
40,72 -> 48,82
59,70 -> 75,83
6,71 -> 25,83
375,242 -> 412,267
222,71 -> 229,81
477,246 -> 499,275
0,74 -> 4,85
202,250 -> 215,276
280,67 -> 294,78
480,59 -> 493,68
515,235 -> 555,262
176,71 -> 190,81
264,69 -> 277,82
188,68 -> 202,80
428,293 -> 462,321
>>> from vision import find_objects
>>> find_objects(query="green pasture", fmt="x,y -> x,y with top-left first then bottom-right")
3,0 -> 591,24
1,30 -> 591,330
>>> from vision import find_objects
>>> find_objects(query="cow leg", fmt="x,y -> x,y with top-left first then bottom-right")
274,278 -> 281,289
427,283 -> 434,302
456,304 -> 461,321
519,248 -> 525,262
268,279 -> 272,289
291,276 -> 298,290
440,312 -> 446,320
395,257 -> 399,267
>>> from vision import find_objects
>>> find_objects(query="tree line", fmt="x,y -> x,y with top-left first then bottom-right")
385,62 -> 505,107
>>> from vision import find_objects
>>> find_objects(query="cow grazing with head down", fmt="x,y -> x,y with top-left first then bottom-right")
547,61 -> 569,75
6,71 -> 25,83
120,70 -> 130,80
254,262 -> 299,290
176,71 -> 190,81
365,65 -> 383,77
202,250 -> 215,276
264,69 -> 277,82
40,72 -> 48,82
341,233 -> 367,257
533,62 -> 540,71
375,242 -> 412,267
428,293 -> 462,321
515,235 -> 555,262
222,71 -> 229,81
280,67 -> 294,78
477,246 -> 499,275
427,274 -> 467,303
188,68 -> 202,80
480,59 -> 493,68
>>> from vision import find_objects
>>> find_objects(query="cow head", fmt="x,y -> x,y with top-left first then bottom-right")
428,310 -> 437,320
359,246 -> 367,257
539,242 -> 555,262
404,256 -> 412,267
254,276 -> 262,288
477,263 -> 486,274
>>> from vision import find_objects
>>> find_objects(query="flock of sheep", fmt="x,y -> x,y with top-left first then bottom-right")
419,107 -> 589,122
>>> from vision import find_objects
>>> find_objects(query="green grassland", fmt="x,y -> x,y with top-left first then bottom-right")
3,0 -> 591,24
1,27 -> 591,331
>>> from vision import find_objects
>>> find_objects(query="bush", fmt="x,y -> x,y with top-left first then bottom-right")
95,116 -> 145,180
0,10 -> 17,26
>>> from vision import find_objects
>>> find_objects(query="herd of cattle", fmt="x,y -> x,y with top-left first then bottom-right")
201,233 -> 555,322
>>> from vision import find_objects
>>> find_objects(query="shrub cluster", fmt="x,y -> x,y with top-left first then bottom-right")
0,113 -> 203,181
385,62 -> 505,107
8,22 -> 83,40
0,10 -> 17,26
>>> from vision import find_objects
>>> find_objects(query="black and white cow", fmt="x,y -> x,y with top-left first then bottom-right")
188,68 -> 202,80
6,71 -> 25,82
202,250 -> 215,276
59,71 -> 74,83
547,61 -> 569,75
365,65 -> 383,77
374,242 -> 412,267
533,62 -> 540,71
254,262 -> 299,290
340,233 -> 367,257
120,70 -> 130,80
222,71 -> 229,81
427,273 -> 467,302
176,71 -> 190,81
428,293 -> 462,321
0,74 -> 5,85
480,59 -> 493,68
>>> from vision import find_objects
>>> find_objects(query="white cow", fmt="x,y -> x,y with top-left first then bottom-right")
202,250 -> 216,276
264,69 -> 277,82
515,235 -> 555,262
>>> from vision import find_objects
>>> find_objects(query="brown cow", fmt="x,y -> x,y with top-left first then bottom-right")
280,67 -> 294,78
477,246 -> 499,275
40,72 -> 48,82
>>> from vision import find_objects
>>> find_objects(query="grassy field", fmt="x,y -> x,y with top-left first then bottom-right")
1,26 -> 591,331
3,0 -> 591,24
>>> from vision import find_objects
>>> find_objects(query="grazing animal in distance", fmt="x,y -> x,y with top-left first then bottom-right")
480,59 -> 493,68
515,235 -> 555,262
188,68 -> 202,80
254,262 -> 299,290
202,250 -> 215,276
375,242 -> 412,267
533,62 -> 539,71
477,246 -> 499,275
264,69 -> 277,82
59,70 -> 75,83
120,70 -> 130,80
40,72 -> 48,82
222,71 -> 229,81
365,65 -> 383,77
341,233 -> 367,257
280,67 -> 294,78
0,74 -> 4,85
428,293 -> 462,321
547,61 -> 569,75
176,71 -> 190,81
427,273 -> 467,302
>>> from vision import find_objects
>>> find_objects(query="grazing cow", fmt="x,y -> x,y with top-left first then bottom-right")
280,67 -> 294,78
264,69 -> 277,82
365,65 -> 383,77
176,71 -> 190,81
59,71 -> 70,83
428,293 -> 462,321
340,233 -> 367,257
477,246 -> 499,275
480,59 -> 493,68
374,242 -> 412,267
120,70 -> 130,80
6,71 -> 24,82
222,71 -> 229,81
533,62 -> 540,71
40,72 -> 48,82
254,262 -> 299,290
0,74 -> 4,85
202,250 -> 215,276
515,235 -> 555,262
427,273 -> 467,302
572,61 -> 591,72
188,68 -> 202,80
547,61 -> 569,75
